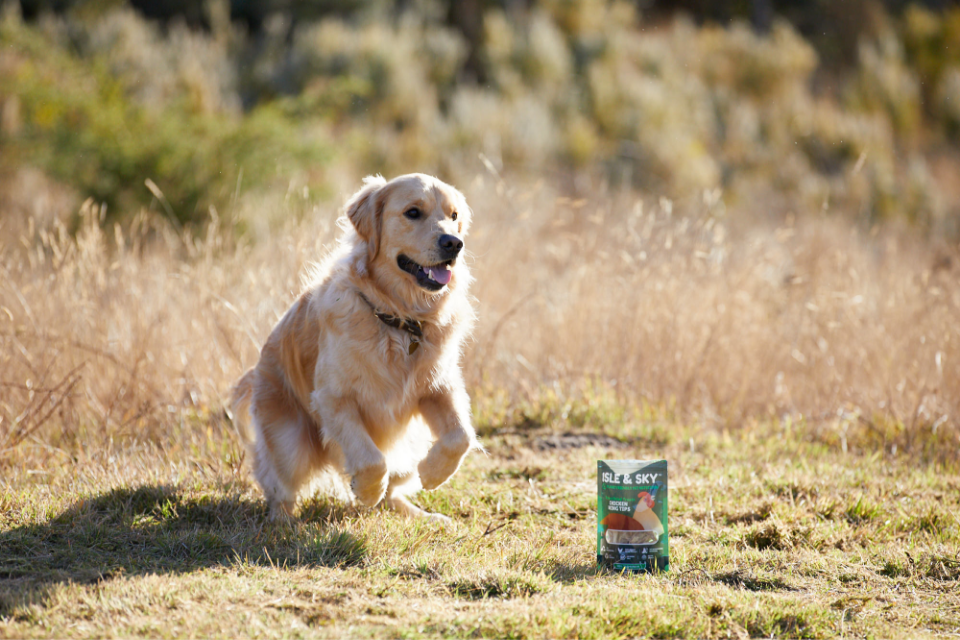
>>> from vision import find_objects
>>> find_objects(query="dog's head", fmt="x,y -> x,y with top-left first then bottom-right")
345,174 -> 472,297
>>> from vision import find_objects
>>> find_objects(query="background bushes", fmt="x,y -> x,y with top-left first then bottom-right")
1,0 -> 959,233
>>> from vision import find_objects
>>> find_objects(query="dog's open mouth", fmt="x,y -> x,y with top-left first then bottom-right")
398,254 -> 454,291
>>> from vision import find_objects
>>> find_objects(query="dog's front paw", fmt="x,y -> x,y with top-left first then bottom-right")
418,462 -> 449,491
418,430 -> 472,491
351,461 -> 389,507
417,452 -> 462,491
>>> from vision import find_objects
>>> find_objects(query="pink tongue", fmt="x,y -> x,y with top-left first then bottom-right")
427,267 -> 452,285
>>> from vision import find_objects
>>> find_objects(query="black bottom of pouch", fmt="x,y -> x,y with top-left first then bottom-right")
597,554 -> 669,573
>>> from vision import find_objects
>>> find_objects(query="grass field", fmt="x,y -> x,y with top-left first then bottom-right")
2,177 -> 959,638
2,408 -> 959,638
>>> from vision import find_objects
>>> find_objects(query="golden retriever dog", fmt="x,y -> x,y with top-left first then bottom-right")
232,174 -> 478,520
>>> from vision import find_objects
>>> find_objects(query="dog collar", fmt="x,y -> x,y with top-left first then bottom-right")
357,291 -> 424,354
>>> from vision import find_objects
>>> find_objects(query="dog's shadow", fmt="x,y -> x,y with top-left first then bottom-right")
0,485 -> 364,614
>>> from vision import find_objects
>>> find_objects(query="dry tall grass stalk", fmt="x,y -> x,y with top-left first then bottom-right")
1,177 -> 958,468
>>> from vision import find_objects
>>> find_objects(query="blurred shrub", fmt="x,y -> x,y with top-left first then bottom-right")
698,21 -> 818,100
0,10 -> 329,227
938,66 -> 960,138
902,5 -> 960,139
79,7 -> 239,115
846,31 -> 922,138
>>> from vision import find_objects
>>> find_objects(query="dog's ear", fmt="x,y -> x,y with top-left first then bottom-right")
450,187 -> 472,236
345,175 -> 387,261
457,202 -> 473,237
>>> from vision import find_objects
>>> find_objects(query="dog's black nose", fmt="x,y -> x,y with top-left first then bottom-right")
438,234 -> 464,256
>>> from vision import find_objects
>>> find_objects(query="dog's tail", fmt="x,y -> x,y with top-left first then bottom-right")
228,368 -> 256,447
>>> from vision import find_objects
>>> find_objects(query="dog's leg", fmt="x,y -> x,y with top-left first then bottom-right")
248,377 -> 325,520
313,392 -> 388,507
252,435 -> 296,520
251,412 -> 321,520
384,471 -> 451,522
417,385 -> 477,491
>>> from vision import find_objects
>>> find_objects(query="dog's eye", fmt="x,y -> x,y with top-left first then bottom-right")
451,211 -> 458,221
403,207 -> 421,220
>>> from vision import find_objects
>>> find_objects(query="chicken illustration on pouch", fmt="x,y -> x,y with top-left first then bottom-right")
631,484 -> 665,537
633,484 -> 658,515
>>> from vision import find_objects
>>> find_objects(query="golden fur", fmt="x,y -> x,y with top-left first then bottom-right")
232,174 -> 478,519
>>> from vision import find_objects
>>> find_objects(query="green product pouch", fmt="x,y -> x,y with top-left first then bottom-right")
597,459 -> 669,573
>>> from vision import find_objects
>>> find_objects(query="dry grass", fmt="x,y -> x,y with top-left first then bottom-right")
470,181 -> 960,464
4,173 -> 957,464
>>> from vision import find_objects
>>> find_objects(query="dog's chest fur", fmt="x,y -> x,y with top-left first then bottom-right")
346,321 -> 445,431
299,276 -> 465,448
